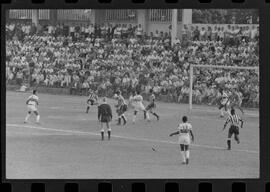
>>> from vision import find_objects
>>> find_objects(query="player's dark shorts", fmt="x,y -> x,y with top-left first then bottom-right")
146,103 -> 156,111
100,115 -> 112,123
118,104 -> 127,114
88,99 -> 95,105
228,125 -> 239,137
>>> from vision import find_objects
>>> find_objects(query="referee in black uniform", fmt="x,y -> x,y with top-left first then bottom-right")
223,108 -> 244,150
98,97 -> 113,140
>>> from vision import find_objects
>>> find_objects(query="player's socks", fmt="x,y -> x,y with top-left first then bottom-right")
101,132 -> 104,140
121,115 -> 127,125
117,118 -> 121,125
143,111 -> 146,119
153,113 -> 159,121
86,106 -> 90,113
186,150 -> 190,159
36,115 -> 40,123
235,136 -> 240,144
227,139 -> 231,150
132,115 -> 136,123
25,114 -> 30,122
108,131 -> 111,140
181,151 -> 186,164
146,112 -> 150,121
185,150 -> 190,164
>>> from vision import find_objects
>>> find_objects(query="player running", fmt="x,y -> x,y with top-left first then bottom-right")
114,90 -> 127,125
170,116 -> 194,165
24,89 -> 40,124
223,108 -> 244,150
132,90 -> 150,123
230,89 -> 244,114
145,89 -> 159,121
86,89 -> 98,113
218,89 -> 230,117
98,97 -> 113,140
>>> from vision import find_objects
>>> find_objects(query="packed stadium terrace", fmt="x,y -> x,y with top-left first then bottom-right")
6,22 -> 259,107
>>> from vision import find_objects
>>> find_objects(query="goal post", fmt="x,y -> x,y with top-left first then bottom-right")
189,64 -> 259,110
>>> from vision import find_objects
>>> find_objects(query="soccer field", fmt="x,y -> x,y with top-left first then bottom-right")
5,91 -> 259,179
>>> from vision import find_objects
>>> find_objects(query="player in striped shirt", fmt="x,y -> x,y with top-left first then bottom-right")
223,108 -> 244,150
170,116 -> 194,165
114,90 -> 127,125
145,89 -> 159,121
86,89 -> 98,113
218,89 -> 230,117
24,90 -> 40,124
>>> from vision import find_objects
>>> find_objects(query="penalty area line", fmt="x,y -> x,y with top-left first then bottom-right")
7,123 -> 259,154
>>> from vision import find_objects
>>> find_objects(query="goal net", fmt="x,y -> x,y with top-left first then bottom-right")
189,64 -> 259,110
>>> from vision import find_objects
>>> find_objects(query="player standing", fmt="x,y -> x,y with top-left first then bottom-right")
132,90 -> 150,123
218,89 -> 230,117
86,89 -> 98,113
128,91 -> 136,110
114,90 -> 127,125
170,116 -> 194,165
223,108 -> 244,150
145,89 -> 159,121
98,97 -> 113,140
24,90 -> 40,124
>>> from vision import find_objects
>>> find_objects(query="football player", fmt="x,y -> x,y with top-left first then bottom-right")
86,89 -> 98,113
24,89 -> 40,124
170,116 -> 194,165
114,90 -> 128,125
145,89 -> 159,121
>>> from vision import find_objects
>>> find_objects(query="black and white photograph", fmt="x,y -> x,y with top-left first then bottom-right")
5,9 -> 259,179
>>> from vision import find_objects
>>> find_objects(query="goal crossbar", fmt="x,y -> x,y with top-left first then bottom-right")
189,64 -> 259,110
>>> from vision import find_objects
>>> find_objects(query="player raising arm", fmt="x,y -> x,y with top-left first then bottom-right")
24,90 -> 40,124
223,108 -> 244,150
170,116 -> 194,165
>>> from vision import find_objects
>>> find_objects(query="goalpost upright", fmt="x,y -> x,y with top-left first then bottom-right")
189,64 -> 259,110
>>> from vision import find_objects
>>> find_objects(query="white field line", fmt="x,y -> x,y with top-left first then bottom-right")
193,108 -> 259,117
7,124 -> 259,154
7,132 -> 73,136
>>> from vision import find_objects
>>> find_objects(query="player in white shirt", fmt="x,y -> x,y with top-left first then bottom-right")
24,90 -> 40,124
128,91 -> 136,110
218,89 -> 230,117
170,116 -> 194,165
131,90 -> 150,123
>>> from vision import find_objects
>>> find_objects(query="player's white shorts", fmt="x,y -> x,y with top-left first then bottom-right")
27,104 -> 37,112
133,103 -> 146,111
221,100 -> 230,106
178,135 -> 191,145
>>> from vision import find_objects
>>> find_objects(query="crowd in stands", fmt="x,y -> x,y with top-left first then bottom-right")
6,21 -> 259,107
